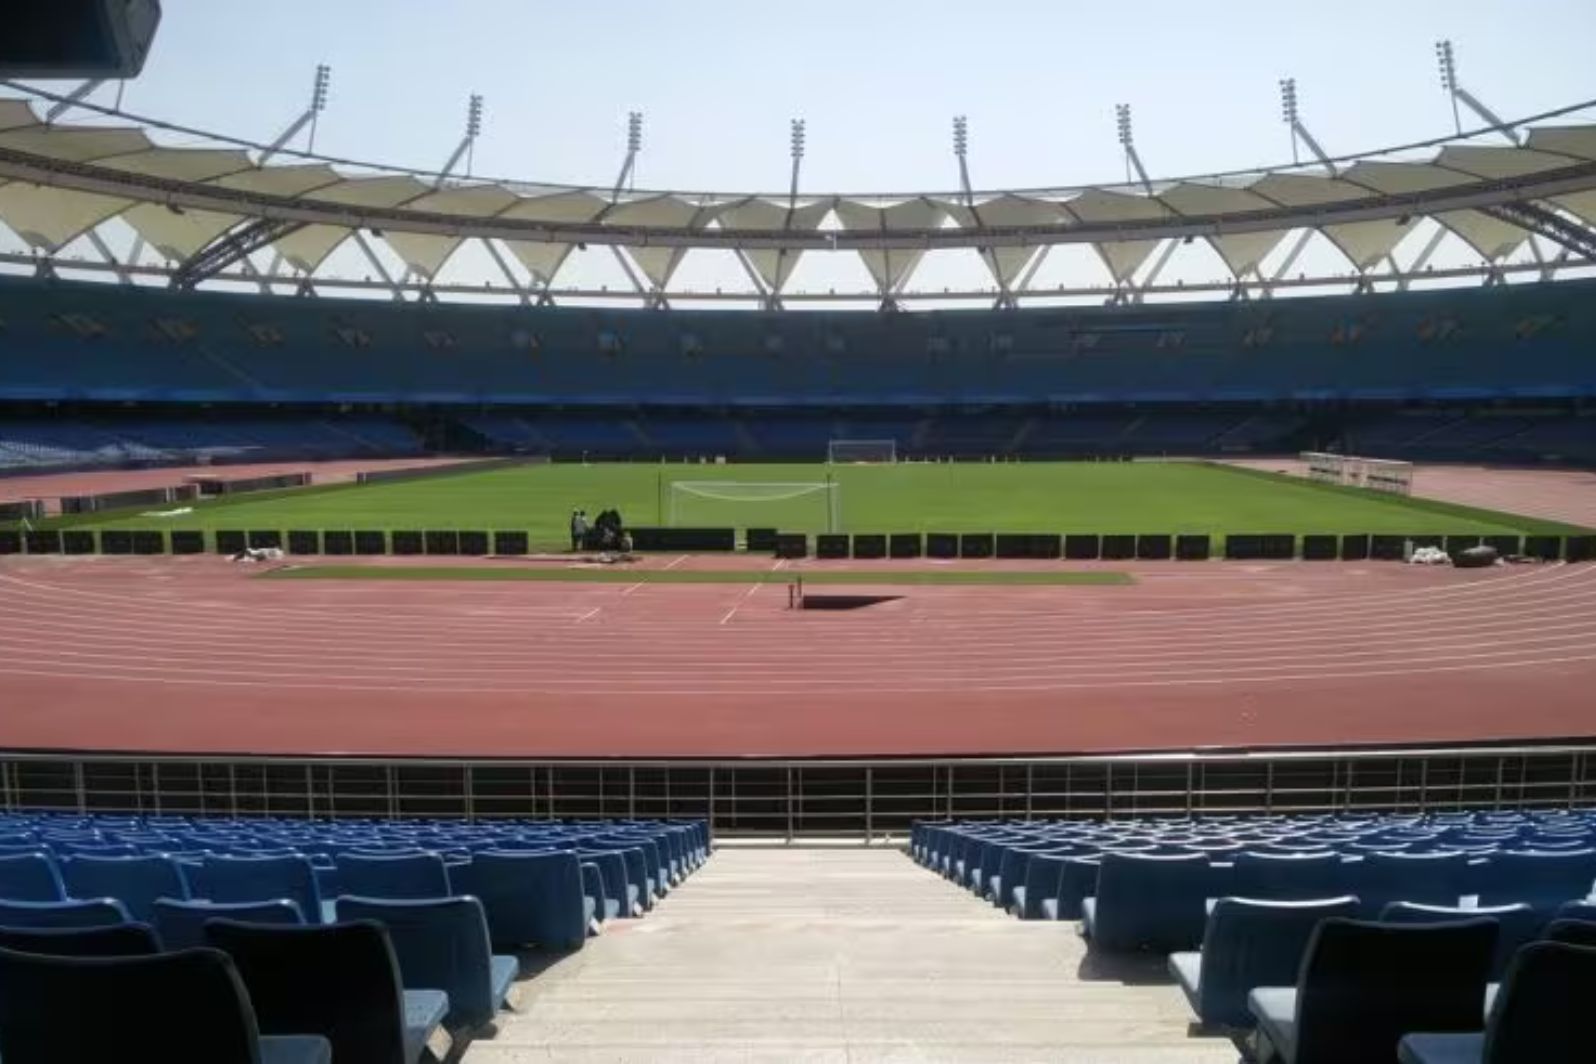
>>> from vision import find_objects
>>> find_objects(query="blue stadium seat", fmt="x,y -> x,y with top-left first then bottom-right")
337,896 -> 519,1032
0,944 -> 332,1064
62,853 -> 188,922
1082,853 -> 1217,952
1248,917 -> 1497,1064
153,897 -> 306,951
453,851 -> 592,951
1541,918 -> 1596,948
577,850 -> 631,922
1380,901 -> 1540,979
0,852 -> 65,902
1043,856 -> 1102,921
0,897 -> 130,929
205,918 -> 448,1064
196,855 -> 325,924
1349,851 -> 1471,915
1399,942 -> 1596,1064
1472,849 -> 1596,912
0,922 -> 161,957
334,853 -> 452,901
1170,895 -> 1359,1028
1229,851 -> 1346,900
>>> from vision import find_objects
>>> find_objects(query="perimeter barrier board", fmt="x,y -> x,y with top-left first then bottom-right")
170,530 -> 205,555
889,533 -> 923,559
215,530 -> 247,555
1175,534 -> 1210,561
1446,535 -> 1483,556
816,534 -> 849,559
1031,533 -> 1063,559
131,531 -> 165,555
628,527 -> 736,552
62,531 -> 96,555
247,531 -> 283,550
774,532 -> 807,559
1064,534 -> 1101,560
323,531 -> 355,556
1224,534 -> 1258,560
1341,534 -> 1371,561
851,533 -> 887,560
424,530 -> 460,556
926,533 -> 958,559
1101,534 -> 1136,561
1302,534 -> 1339,561
354,531 -> 388,556
1525,535 -> 1563,561
1259,534 -> 1296,560
1564,535 -> 1596,563
391,531 -> 424,556
100,530 -> 134,555
0,531 -> 19,555
1370,535 -> 1407,561
994,534 -> 1030,559
23,530 -> 61,554
1136,534 -> 1173,561
0,500 -> 43,522
491,531 -> 527,556
287,531 -> 321,555
1485,535 -> 1522,556
745,528 -> 778,553
959,533 -> 995,559
457,531 -> 490,556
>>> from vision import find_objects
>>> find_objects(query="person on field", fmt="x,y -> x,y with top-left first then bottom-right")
569,510 -> 584,551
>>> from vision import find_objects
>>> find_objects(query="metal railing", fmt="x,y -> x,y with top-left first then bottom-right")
2,742 -> 1593,841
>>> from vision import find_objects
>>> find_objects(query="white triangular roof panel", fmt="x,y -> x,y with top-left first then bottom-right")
121,204 -> 242,261
0,185 -> 131,249
1321,218 -> 1411,269
99,148 -> 253,182
1523,126 -> 1596,161
502,240 -> 574,284
1434,209 -> 1527,261
0,124 -> 150,163
1249,173 -> 1375,207
1435,145 -> 1579,179
1339,161 -> 1472,195
719,199 -> 830,291
383,232 -> 465,279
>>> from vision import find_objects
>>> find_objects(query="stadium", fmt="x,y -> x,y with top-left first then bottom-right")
1,4 -> 1595,1060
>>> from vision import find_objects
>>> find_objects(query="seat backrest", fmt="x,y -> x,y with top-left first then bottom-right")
0,945 -> 264,1064
338,895 -> 496,1029
1476,849 -> 1596,906
1230,852 -> 1344,900
1380,901 -> 1539,979
0,897 -> 130,929
0,852 -> 65,902
152,897 -> 305,951
334,852 -> 451,901
205,918 -> 406,1064
1092,853 -> 1215,951
1353,851 -> 1468,912
197,855 -> 320,922
453,850 -> 586,950
1485,941 -> 1596,1063
1294,917 -> 1497,1064
0,922 -> 161,957
1197,896 -> 1360,1027
62,854 -> 188,922
1541,918 -> 1596,948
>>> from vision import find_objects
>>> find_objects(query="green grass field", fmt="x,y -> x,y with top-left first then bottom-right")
36,460 -> 1587,549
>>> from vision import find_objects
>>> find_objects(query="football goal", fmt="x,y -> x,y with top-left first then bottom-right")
1301,452 -> 1414,495
668,480 -> 841,532
827,438 -> 897,464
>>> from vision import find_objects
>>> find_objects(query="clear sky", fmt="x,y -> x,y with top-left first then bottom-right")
98,0 -> 1596,194
12,0 -> 1596,302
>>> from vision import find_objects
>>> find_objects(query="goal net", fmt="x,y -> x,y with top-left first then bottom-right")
668,480 -> 841,532
1301,452 -> 1414,495
828,438 -> 897,464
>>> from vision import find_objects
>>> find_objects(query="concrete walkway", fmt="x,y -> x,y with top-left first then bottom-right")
467,847 -> 1238,1063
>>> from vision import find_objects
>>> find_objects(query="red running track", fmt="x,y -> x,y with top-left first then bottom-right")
1,554 -> 1594,758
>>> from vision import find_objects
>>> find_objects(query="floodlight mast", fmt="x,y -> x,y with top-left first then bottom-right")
611,111 -> 644,200
1278,77 -> 1335,174
1114,104 -> 1153,195
756,118 -> 808,311
260,64 -> 331,165
1435,39 -> 1519,145
438,93 -> 485,183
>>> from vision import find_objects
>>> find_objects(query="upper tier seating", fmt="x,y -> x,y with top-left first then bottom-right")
3,274 -> 1592,407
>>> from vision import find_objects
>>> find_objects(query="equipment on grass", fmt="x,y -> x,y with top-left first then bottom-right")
668,480 -> 840,533
827,439 -> 897,464
1302,452 -> 1414,495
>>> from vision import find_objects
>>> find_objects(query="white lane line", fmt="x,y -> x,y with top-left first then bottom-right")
663,555 -> 689,570
575,607 -> 602,624
621,582 -> 645,596
720,583 -> 761,625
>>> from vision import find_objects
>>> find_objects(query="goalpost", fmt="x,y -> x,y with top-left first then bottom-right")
1301,452 -> 1414,495
668,480 -> 842,533
828,439 -> 897,464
